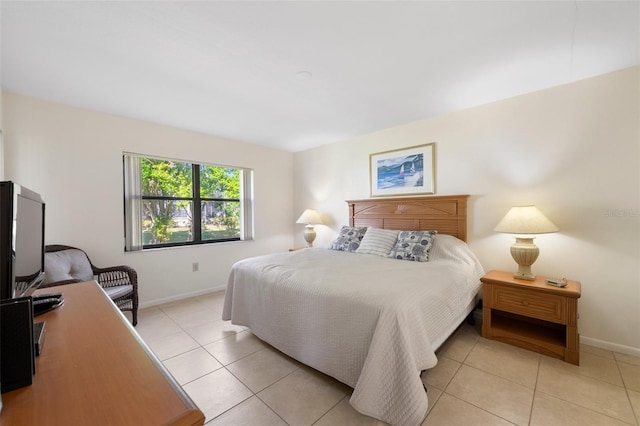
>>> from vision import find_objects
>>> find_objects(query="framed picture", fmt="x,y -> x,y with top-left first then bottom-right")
369,143 -> 435,197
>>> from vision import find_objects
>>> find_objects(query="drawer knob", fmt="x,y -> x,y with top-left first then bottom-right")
522,301 -> 529,306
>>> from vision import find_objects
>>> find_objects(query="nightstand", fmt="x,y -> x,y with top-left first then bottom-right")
481,270 -> 581,365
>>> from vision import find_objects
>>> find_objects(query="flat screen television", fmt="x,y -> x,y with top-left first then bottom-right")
0,181 -> 46,300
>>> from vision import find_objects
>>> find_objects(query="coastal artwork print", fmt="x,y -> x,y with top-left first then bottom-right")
370,143 -> 435,197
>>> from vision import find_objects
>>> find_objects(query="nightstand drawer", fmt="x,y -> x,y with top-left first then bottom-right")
492,286 -> 566,324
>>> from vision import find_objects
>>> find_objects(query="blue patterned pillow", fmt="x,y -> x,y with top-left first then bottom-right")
388,230 -> 438,262
329,226 -> 368,252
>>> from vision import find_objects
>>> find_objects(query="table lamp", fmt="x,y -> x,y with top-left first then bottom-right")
296,209 -> 322,248
494,205 -> 559,280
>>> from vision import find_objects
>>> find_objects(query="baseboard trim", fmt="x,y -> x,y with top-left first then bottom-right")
139,284 -> 226,309
581,335 -> 640,357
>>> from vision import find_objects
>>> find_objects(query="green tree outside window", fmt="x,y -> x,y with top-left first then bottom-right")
140,159 -> 241,246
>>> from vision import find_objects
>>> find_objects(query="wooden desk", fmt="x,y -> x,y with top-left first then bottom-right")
0,281 -> 205,425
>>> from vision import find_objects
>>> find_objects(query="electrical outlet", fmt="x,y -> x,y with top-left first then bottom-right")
192,262 -> 199,272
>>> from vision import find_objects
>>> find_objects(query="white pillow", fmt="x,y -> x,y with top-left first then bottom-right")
356,228 -> 399,257
430,234 -> 475,262
429,234 -> 486,279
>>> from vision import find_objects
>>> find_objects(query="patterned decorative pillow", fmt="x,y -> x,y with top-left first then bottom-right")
356,228 -> 399,257
329,226 -> 368,252
388,230 -> 438,262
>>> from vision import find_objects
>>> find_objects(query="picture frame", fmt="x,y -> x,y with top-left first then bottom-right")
369,142 -> 435,197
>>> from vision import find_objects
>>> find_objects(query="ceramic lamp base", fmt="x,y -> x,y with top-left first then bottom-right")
303,225 -> 316,248
510,237 -> 539,281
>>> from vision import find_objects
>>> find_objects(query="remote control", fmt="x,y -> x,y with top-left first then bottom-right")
545,278 -> 567,287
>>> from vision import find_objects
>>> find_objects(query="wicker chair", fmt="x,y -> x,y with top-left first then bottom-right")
42,245 -> 139,326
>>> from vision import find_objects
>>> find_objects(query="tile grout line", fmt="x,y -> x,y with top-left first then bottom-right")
614,355 -> 640,426
309,394 -> 349,426
527,355 -> 542,426
158,300 -> 308,425
153,302 -> 262,424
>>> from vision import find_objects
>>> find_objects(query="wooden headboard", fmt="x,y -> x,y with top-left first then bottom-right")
347,195 -> 470,241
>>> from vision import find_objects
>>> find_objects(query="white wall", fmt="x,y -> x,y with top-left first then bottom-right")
3,68 -> 638,354
294,67 -> 640,355
3,92 -> 294,306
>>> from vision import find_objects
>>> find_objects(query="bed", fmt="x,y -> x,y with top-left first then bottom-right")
222,195 -> 484,426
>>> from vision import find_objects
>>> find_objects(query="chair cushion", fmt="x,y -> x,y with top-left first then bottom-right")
103,285 -> 133,300
44,249 -> 94,285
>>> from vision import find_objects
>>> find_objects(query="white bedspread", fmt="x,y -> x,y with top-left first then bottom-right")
223,236 -> 484,426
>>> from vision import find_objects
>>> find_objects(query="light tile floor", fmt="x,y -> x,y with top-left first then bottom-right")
134,292 -> 640,426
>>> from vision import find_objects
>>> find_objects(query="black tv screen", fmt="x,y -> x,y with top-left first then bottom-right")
0,181 -> 45,300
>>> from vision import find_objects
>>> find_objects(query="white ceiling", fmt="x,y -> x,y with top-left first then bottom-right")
1,1 -> 638,152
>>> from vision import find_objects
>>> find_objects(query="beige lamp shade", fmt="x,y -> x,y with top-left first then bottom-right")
296,209 -> 322,248
494,205 -> 559,281
296,209 -> 322,225
494,205 -> 559,235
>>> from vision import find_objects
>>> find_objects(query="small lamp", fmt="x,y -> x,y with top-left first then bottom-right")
494,205 -> 559,281
296,209 -> 322,248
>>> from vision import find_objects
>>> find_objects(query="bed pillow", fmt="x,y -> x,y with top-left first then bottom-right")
355,228 -> 399,257
329,226 -> 368,252
429,234 -> 468,261
388,230 -> 438,262
429,234 -> 486,279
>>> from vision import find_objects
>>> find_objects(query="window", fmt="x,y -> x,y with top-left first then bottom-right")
123,154 -> 253,251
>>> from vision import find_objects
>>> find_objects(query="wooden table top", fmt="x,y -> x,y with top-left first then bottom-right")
0,281 -> 204,426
